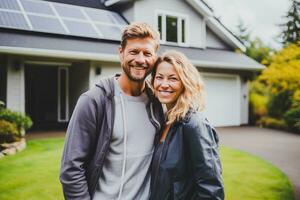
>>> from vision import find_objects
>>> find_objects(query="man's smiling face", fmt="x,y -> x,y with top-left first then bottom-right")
119,37 -> 157,82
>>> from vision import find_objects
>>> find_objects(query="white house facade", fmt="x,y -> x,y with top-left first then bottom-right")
0,0 -> 263,130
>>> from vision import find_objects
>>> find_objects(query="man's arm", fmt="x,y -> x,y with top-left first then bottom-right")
60,94 -> 98,200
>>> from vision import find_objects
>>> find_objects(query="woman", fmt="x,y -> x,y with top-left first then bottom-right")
150,50 -> 224,200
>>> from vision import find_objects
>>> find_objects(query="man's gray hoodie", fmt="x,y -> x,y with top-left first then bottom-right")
59,76 -> 164,200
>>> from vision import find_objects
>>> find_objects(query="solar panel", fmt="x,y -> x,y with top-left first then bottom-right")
54,4 -> 85,19
21,0 -> 54,15
86,9 -> 116,24
28,14 -> 66,33
0,0 -> 127,41
111,12 -> 127,25
0,0 -> 20,11
63,20 -> 99,37
97,25 -> 122,40
0,11 -> 29,29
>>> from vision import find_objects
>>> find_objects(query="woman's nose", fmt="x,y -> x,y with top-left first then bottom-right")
160,80 -> 170,88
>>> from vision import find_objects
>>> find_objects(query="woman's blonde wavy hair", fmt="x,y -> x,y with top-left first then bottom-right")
151,50 -> 205,124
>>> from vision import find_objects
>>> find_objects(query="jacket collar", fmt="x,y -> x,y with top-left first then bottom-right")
95,74 -> 156,101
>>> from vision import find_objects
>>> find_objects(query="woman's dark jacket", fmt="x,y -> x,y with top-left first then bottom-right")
150,111 -> 224,200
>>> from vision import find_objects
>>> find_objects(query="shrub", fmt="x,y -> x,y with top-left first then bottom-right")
292,90 -> 300,108
268,90 -> 292,118
258,117 -> 286,130
283,108 -> 300,133
0,120 -> 19,144
249,92 -> 268,125
0,109 -> 32,131
0,101 -> 4,110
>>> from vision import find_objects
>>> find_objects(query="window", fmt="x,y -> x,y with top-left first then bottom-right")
157,11 -> 188,45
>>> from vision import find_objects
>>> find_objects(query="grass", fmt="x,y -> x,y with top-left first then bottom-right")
0,138 -> 295,200
0,138 -> 64,200
221,146 -> 294,200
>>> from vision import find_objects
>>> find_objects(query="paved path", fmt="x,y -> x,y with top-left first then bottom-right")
26,130 -> 65,140
216,126 -> 300,200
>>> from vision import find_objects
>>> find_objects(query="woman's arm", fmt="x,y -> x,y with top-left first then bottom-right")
183,114 -> 224,200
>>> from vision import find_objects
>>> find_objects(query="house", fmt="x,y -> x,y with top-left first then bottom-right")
0,0 -> 263,130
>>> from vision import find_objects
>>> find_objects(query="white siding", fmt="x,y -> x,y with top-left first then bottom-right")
206,27 -> 230,49
6,57 -> 25,113
121,0 -> 232,50
89,62 -> 121,88
133,0 -> 205,48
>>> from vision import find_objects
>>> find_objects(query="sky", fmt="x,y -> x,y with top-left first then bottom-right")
206,0 -> 291,49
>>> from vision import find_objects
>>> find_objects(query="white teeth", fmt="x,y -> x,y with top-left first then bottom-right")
159,91 -> 172,94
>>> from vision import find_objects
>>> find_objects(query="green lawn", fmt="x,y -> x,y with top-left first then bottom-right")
221,147 -> 294,200
0,138 -> 295,200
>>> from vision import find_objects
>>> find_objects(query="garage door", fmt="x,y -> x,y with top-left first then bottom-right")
202,74 -> 240,127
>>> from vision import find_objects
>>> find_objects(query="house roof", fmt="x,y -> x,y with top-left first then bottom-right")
39,0 -> 106,9
0,29 -> 263,71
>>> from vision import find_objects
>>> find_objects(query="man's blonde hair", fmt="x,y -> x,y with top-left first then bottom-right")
121,22 -> 160,51
151,50 -> 205,124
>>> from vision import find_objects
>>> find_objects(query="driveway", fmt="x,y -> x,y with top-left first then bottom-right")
216,126 -> 300,200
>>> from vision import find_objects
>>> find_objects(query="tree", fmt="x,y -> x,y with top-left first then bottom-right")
258,41 -> 300,94
252,42 -> 300,131
280,0 -> 300,45
235,20 -> 273,64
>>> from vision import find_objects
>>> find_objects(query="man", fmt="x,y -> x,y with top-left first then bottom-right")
60,22 -> 164,200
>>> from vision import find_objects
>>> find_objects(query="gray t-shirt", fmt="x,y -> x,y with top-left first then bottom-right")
93,79 -> 156,200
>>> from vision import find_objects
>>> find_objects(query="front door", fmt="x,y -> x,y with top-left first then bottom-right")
25,65 -> 69,130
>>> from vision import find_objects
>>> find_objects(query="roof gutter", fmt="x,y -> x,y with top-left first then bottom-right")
104,0 -> 121,7
0,46 -> 119,62
185,0 -> 213,17
191,59 -> 264,71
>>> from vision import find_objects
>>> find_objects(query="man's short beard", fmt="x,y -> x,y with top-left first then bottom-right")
122,64 -> 151,82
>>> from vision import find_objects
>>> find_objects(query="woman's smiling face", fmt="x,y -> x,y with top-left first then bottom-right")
153,61 -> 184,110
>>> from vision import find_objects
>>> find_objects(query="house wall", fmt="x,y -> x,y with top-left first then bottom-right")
69,62 -> 90,115
206,27 -> 231,50
6,56 -> 25,113
120,0 -> 230,50
89,61 -> 121,88
133,0 -> 205,48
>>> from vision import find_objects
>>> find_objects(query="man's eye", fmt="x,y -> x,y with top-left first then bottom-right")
130,51 -> 138,55
145,52 -> 152,57
155,76 -> 162,80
